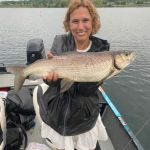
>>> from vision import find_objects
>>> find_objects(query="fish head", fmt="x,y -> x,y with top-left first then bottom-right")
114,51 -> 136,70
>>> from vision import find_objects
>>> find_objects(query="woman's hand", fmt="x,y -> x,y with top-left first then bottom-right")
47,52 -> 54,59
43,52 -> 59,82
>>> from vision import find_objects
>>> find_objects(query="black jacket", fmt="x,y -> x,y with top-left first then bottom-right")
37,33 -> 110,136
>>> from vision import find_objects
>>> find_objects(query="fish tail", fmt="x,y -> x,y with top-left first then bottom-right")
6,66 -> 26,92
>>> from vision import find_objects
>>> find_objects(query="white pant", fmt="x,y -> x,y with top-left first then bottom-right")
33,83 -> 108,150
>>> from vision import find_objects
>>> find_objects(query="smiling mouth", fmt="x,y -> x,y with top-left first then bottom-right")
76,31 -> 86,36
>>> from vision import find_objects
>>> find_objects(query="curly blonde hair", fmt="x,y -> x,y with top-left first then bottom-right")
63,0 -> 101,35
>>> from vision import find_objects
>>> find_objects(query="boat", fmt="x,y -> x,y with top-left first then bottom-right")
0,39 -> 144,150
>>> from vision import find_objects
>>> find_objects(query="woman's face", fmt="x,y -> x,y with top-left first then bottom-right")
69,6 -> 92,43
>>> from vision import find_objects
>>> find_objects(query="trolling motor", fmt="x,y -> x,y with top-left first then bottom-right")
26,39 -> 46,65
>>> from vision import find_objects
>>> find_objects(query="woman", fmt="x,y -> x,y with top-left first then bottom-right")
34,0 -> 109,149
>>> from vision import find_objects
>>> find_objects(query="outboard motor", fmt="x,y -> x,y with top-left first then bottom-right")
26,39 -> 46,65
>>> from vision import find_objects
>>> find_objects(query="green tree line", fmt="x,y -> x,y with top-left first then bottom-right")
0,0 -> 150,8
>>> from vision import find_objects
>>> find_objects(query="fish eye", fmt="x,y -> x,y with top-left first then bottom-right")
125,52 -> 129,56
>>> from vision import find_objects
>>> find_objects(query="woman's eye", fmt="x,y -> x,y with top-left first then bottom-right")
83,19 -> 89,23
71,20 -> 79,24
70,18 -> 90,24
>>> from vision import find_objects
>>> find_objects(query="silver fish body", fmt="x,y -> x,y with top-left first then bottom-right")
6,51 -> 135,92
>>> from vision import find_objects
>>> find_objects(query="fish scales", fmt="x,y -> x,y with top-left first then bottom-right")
6,51 -> 135,92
25,53 -> 113,81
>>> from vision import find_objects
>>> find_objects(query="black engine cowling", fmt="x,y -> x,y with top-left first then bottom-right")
26,39 -> 46,65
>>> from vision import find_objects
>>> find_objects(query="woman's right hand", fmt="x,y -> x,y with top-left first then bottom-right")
43,52 -> 59,82
47,52 -> 54,59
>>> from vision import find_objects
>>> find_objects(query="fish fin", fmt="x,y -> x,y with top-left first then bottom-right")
105,65 -> 121,80
6,66 -> 26,92
100,68 -> 117,83
106,70 -> 120,80
60,79 -> 74,93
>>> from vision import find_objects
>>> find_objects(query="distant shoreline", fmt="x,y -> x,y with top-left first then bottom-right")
0,3 -> 150,8
0,5 -> 150,8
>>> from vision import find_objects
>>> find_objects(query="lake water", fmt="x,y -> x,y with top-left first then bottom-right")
0,7 -> 150,149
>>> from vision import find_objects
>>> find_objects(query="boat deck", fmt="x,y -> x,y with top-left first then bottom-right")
26,116 -> 115,150
0,72 -> 144,150
0,73 -> 43,88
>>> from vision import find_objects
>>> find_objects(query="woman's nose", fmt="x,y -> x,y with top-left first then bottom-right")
78,21 -> 84,29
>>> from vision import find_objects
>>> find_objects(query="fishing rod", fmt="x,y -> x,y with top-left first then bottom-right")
99,86 -> 144,150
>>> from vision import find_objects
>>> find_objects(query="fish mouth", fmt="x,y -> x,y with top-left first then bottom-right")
130,51 -> 136,61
